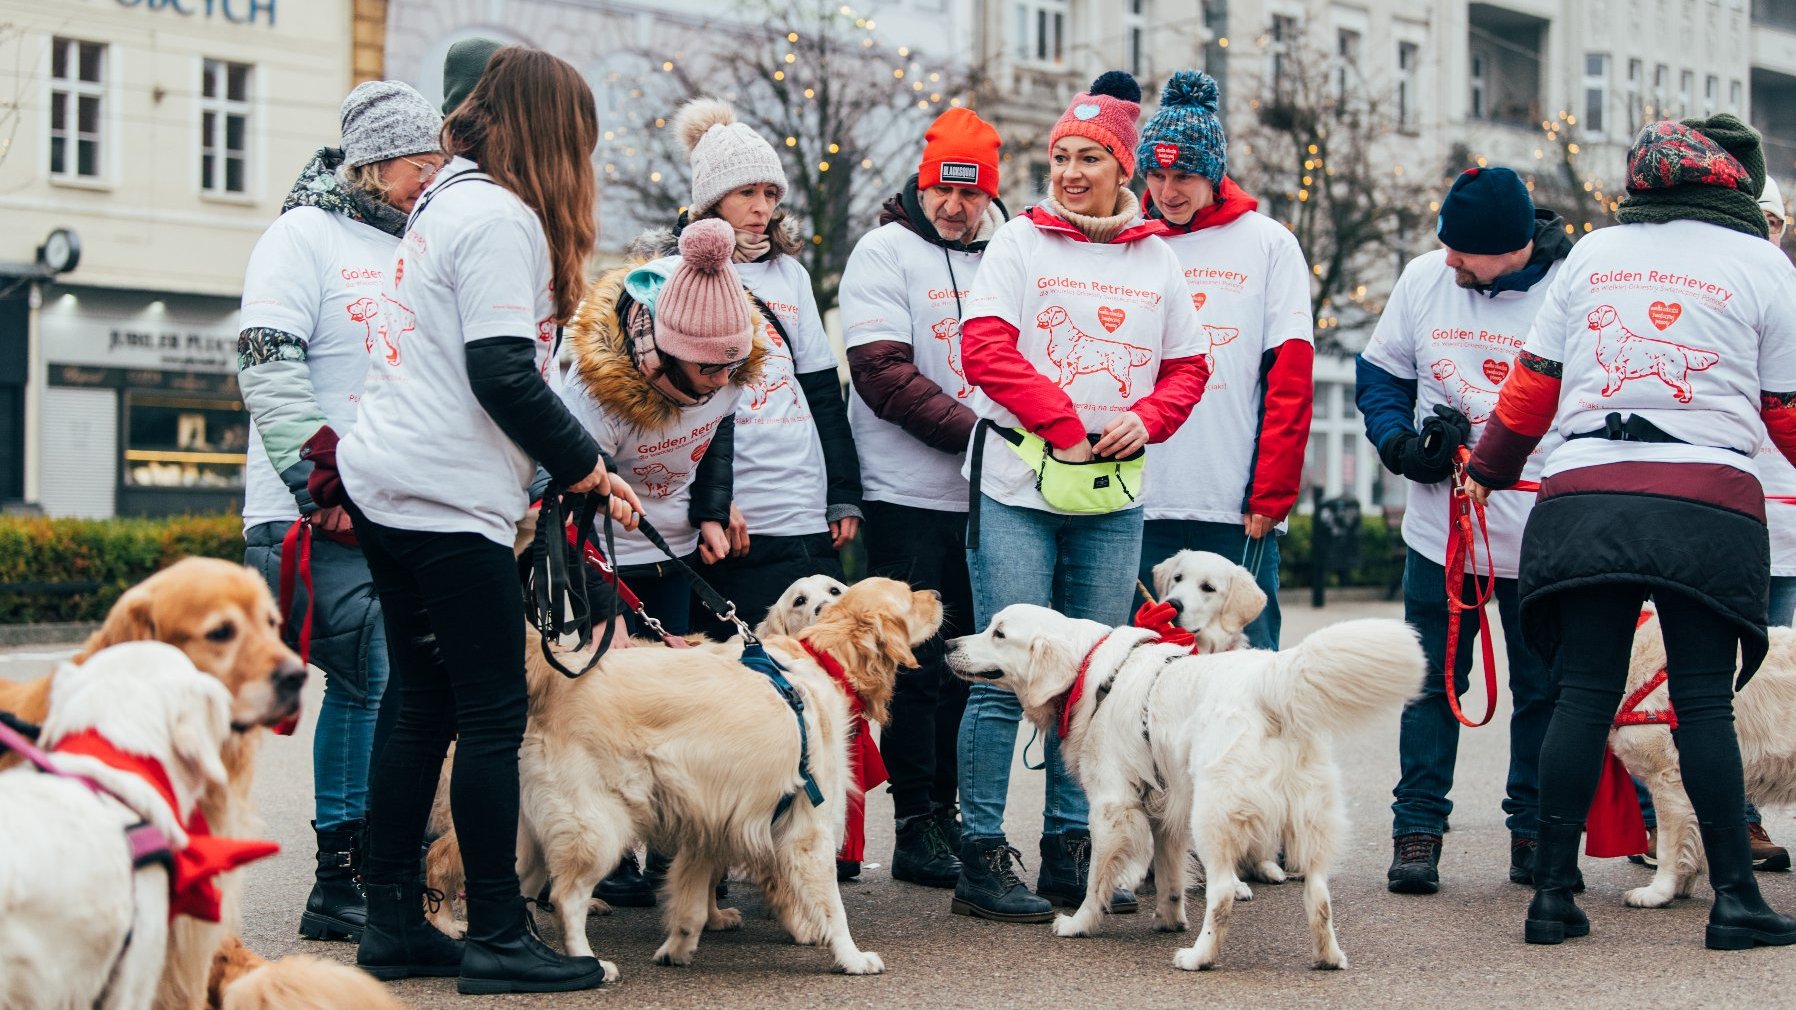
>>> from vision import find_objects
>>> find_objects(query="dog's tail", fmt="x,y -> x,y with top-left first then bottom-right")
1684,347 -> 1721,370
1258,618 -> 1425,736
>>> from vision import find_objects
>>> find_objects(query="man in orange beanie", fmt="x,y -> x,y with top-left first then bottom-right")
839,106 -> 1007,888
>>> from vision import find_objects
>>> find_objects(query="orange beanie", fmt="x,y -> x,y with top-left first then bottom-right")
918,108 -> 1002,199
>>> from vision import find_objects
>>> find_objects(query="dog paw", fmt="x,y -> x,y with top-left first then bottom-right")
837,951 -> 885,975
1624,886 -> 1674,909
707,906 -> 744,931
599,960 -> 622,982
1252,861 -> 1286,883
1151,915 -> 1187,933
651,945 -> 692,967
1233,882 -> 1254,901
1313,950 -> 1347,971
587,897 -> 613,917
1173,945 -> 1217,972
1052,914 -> 1092,938
432,916 -> 468,939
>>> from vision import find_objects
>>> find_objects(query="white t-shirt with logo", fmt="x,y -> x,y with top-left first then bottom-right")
840,222 -> 981,512
338,159 -> 562,546
1144,212 -> 1313,523
959,215 -> 1207,513
729,255 -> 834,537
1755,439 -> 1796,577
1523,220 -> 1796,479
558,378 -> 740,566
240,207 -> 396,529
1360,249 -> 1565,577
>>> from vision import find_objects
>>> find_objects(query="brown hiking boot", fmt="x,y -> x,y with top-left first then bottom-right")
1749,823 -> 1791,872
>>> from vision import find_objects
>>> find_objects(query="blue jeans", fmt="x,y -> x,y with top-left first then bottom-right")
958,495 -> 1143,840
1392,549 -> 1555,839
1139,519 -> 1282,649
314,621 -> 389,830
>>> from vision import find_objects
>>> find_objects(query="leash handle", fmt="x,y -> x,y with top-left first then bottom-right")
524,487 -> 616,678
1443,447 -> 1500,728
278,519 -> 314,667
1240,531 -> 1269,578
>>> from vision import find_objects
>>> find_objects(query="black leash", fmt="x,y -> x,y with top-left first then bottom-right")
521,485 -> 619,678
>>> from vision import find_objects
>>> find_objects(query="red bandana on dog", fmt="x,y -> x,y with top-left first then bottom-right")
1131,600 -> 1196,651
53,730 -> 280,922
801,642 -> 888,863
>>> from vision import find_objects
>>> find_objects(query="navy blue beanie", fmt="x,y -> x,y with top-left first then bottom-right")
1437,167 -> 1536,254
1135,71 -> 1226,185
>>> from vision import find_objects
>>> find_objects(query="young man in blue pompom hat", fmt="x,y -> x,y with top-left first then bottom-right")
1356,165 -> 1573,894
1134,69 -> 1315,651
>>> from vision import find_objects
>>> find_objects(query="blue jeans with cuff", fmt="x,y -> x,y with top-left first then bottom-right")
1392,548 -> 1555,840
1139,518 -> 1282,649
958,495 -> 1142,841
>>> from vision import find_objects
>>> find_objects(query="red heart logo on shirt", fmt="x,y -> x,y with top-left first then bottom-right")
1191,292 -> 1207,312
1648,301 -> 1682,330
1482,359 -> 1510,385
1097,306 -> 1126,333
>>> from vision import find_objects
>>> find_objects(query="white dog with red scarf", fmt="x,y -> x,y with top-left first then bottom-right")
946,601 -> 1424,971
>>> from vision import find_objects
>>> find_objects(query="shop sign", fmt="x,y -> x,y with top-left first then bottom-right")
115,0 -> 277,27
41,291 -> 238,374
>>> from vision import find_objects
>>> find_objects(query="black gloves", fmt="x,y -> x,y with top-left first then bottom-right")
1379,405 -> 1472,484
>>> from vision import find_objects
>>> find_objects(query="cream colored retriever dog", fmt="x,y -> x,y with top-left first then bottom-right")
758,574 -> 848,637
1149,549 -> 1268,655
947,608 -> 1425,971
432,577 -> 939,976
1612,612 -> 1796,908
0,643 -> 234,1010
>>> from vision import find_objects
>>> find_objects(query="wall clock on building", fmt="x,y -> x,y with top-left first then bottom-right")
37,228 -> 81,275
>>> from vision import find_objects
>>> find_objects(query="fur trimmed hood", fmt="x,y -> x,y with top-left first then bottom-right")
564,266 -> 768,432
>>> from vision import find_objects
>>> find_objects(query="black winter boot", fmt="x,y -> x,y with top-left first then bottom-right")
299,820 -> 366,941
1036,830 -> 1138,913
355,881 -> 464,980
1700,820 -> 1796,950
934,803 -> 964,852
1387,833 -> 1442,894
892,813 -> 961,888
458,895 -> 611,994
594,852 -> 657,908
950,836 -> 1054,922
1524,819 -> 1590,944
1510,832 -> 1585,891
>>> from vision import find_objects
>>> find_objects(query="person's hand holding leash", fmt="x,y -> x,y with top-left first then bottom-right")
1243,513 -> 1275,539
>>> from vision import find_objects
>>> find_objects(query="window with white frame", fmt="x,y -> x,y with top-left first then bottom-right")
1583,53 -> 1609,137
1731,78 -> 1744,113
1470,53 -> 1487,120
1270,13 -> 1299,102
1626,58 -> 1643,128
200,59 -> 252,195
1333,27 -> 1362,110
1705,74 -> 1719,115
1396,41 -> 1420,132
1654,64 -> 1669,116
49,37 -> 105,181
1680,69 -> 1694,115
1126,0 -> 1148,78
1014,0 -> 1067,66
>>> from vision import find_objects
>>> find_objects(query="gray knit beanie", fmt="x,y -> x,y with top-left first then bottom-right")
340,81 -> 442,169
671,98 -> 788,216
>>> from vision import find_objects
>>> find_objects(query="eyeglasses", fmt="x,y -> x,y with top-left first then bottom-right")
400,155 -> 445,183
698,357 -> 749,376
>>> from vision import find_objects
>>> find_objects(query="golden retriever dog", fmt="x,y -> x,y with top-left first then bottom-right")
947,608 -> 1424,971
758,574 -> 848,637
1612,612 -> 1796,908
0,643 -> 234,1010
427,577 -> 938,976
1150,550 -> 1268,655
218,955 -> 409,1010
0,557 -> 307,1010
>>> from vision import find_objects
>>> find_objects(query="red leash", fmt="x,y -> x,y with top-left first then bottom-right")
1442,448 -> 1540,728
278,519 -> 314,667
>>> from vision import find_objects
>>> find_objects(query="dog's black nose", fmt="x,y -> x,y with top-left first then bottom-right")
1165,597 -> 1183,615
274,660 -> 308,698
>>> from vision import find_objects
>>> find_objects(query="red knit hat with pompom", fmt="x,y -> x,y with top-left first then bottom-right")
1048,71 -> 1144,178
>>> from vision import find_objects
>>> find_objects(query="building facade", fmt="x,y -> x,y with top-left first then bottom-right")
0,0 -> 355,517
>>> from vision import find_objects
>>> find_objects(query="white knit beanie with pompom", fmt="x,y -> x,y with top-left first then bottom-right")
672,98 -> 789,216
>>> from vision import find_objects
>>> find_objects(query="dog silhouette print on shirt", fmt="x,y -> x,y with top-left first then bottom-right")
1035,305 -> 1154,397
931,317 -> 972,397
1429,358 -> 1501,425
1588,304 -> 1719,403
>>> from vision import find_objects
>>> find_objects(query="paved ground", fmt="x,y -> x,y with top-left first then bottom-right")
6,597 -> 1795,1008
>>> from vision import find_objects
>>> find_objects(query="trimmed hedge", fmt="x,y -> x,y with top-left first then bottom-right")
0,513 -> 244,624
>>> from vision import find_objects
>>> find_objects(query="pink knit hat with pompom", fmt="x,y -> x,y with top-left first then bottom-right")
655,219 -> 753,364
1049,71 -> 1144,178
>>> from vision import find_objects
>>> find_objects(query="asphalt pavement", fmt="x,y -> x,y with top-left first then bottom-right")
5,596 -> 1794,1009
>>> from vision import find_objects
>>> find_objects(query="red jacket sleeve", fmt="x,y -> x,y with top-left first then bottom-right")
1763,391 -> 1796,469
959,315 -> 1086,450
1247,339 -> 1315,521
846,340 -> 978,454
1130,354 -> 1211,443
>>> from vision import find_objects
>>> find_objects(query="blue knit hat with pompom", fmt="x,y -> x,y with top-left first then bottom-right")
1136,71 -> 1226,185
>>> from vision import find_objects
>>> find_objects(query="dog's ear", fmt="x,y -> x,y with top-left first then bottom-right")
1016,633 -> 1079,712
1219,564 -> 1269,637
171,684 -> 232,794
876,610 -> 918,672
1150,555 -> 1175,601
76,583 -> 157,663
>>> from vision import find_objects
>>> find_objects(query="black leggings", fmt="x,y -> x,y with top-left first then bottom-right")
1539,584 -> 1747,833
348,502 -> 529,904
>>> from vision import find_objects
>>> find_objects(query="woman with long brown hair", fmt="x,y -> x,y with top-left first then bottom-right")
313,47 -> 640,994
